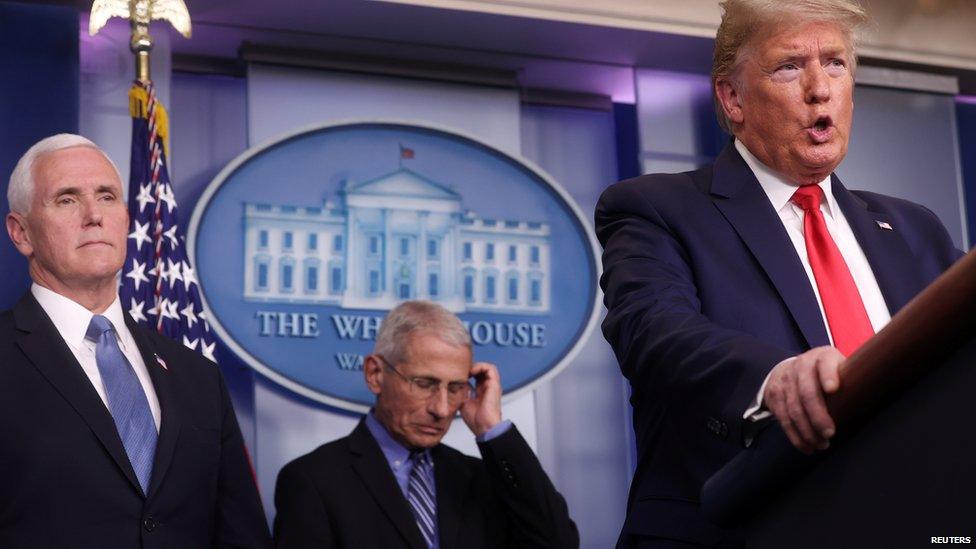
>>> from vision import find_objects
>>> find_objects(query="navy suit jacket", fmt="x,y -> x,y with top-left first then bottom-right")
0,292 -> 272,548
595,144 -> 962,546
273,419 -> 579,549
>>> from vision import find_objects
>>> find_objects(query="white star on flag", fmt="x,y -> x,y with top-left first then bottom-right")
166,258 -> 183,289
163,299 -> 181,321
180,303 -> 198,329
135,182 -> 155,213
125,258 -> 150,290
182,336 -> 199,351
129,298 -> 147,323
128,220 -> 152,252
181,260 -> 198,290
201,340 -> 217,363
163,224 -> 180,249
157,183 -> 177,214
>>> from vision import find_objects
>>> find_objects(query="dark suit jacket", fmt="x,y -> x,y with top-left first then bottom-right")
595,144 -> 963,546
273,419 -> 579,549
0,292 -> 272,548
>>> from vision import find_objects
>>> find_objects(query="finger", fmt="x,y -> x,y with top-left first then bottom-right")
469,362 -> 490,377
767,381 -> 812,453
776,413 -> 812,455
797,363 -> 835,440
784,380 -> 821,448
817,352 -> 842,394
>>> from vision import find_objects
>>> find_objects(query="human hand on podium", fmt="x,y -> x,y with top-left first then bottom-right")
763,346 -> 844,454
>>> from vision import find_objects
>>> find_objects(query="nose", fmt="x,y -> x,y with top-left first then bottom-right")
426,386 -> 451,420
82,196 -> 104,226
804,65 -> 831,104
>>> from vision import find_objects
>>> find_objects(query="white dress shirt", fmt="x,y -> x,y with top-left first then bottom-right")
734,140 -> 891,419
31,283 -> 162,430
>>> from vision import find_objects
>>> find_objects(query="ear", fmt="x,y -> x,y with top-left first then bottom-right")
715,77 -> 745,125
6,212 -> 34,257
364,354 -> 384,396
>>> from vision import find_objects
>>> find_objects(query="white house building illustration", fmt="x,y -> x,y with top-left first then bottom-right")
242,166 -> 550,314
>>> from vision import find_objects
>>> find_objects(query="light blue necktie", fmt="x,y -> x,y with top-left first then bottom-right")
86,315 -> 157,494
407,450 -> 438,548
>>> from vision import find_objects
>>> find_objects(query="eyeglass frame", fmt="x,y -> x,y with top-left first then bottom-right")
373,354 -> 474,404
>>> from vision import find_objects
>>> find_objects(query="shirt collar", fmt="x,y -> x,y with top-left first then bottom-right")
734,139 -> 837,219
366,410 -> 412,470
31,283 -> 127,350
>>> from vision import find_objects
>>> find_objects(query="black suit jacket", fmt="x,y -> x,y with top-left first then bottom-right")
273,419 -> 578,549
595,144 -> 963,546
0,292 -> 272,548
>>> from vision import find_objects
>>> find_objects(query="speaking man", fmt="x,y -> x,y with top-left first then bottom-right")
595,0 -> 963,546
1,134 -> 272,548
273,300 -> 578,549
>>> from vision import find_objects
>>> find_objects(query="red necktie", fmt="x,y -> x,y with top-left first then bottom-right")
792,185 -> 874,357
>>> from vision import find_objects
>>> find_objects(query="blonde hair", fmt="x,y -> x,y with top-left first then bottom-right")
712,0 -> 868,133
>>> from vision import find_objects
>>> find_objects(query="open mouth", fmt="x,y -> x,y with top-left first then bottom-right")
808,116 -> 834,143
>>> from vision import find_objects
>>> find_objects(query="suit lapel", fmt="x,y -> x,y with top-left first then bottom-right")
348,420 -> 426,549
125,314 -> 181,499
12,293 -> 144,495
432,445 -> 471,549
710,145 -> 831,349
831,176 -> 923,315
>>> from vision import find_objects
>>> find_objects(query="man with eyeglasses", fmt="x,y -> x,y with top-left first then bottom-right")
273,300 -> 579,549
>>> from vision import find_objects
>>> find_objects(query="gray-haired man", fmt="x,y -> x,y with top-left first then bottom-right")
273,300 -> 578,549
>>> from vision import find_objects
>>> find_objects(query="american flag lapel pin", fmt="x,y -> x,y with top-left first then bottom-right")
875,220 -> 893,231
155,353 -> 168,371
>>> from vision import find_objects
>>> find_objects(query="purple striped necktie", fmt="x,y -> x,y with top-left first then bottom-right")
407,449 -> 438,548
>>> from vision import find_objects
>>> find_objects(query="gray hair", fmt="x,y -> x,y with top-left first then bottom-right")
7,133 -> 122,215
374,300 -> 472,366
712,0 -> 869,133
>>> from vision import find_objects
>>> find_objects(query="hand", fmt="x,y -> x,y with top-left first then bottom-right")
460,362 -> 503,437
763,346 -> 844,454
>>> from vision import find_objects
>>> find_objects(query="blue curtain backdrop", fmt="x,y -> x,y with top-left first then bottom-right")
0,2 -> 79,309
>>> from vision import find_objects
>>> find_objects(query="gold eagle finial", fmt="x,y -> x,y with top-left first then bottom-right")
89,0 -> 191,38
89,0 -> 191,82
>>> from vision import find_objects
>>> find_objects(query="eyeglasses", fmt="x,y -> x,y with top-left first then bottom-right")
375,354 -> 473,405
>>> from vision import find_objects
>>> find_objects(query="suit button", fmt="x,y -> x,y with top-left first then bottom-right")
143,517 -> 157,532
706,417 -> 728,440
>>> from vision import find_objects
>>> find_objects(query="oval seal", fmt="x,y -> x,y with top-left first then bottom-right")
188,121 -> 601,412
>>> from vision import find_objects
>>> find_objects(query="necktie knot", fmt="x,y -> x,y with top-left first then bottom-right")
791,184 -> 823,212
86,314 -> 116,342
410,450 -> 432,469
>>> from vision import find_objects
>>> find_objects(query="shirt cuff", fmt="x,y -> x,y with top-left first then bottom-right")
742,356 -> 796,421
476,419 -> 512,442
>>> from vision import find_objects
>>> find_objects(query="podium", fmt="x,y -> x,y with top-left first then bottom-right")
702,250 -> 976,548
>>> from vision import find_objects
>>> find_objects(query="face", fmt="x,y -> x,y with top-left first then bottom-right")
367,332 -> 472,449
6,146 -> 128,293
717,22 -> 854,185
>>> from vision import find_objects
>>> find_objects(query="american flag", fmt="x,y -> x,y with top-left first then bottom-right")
120,80 -> 216,362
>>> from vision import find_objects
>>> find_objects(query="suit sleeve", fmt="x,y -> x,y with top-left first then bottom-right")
477,426 -> 579,549
213,371 -> 275,548
272,461 -> 334,549
595,182 -> 794,432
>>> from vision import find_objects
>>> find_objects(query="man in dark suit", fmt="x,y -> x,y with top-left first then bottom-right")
596,1 -> 963,547
1,134 -> 272,548
273,300 -> 578,549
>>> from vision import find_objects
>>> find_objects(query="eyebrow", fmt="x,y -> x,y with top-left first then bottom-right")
52,184 -> 119,197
